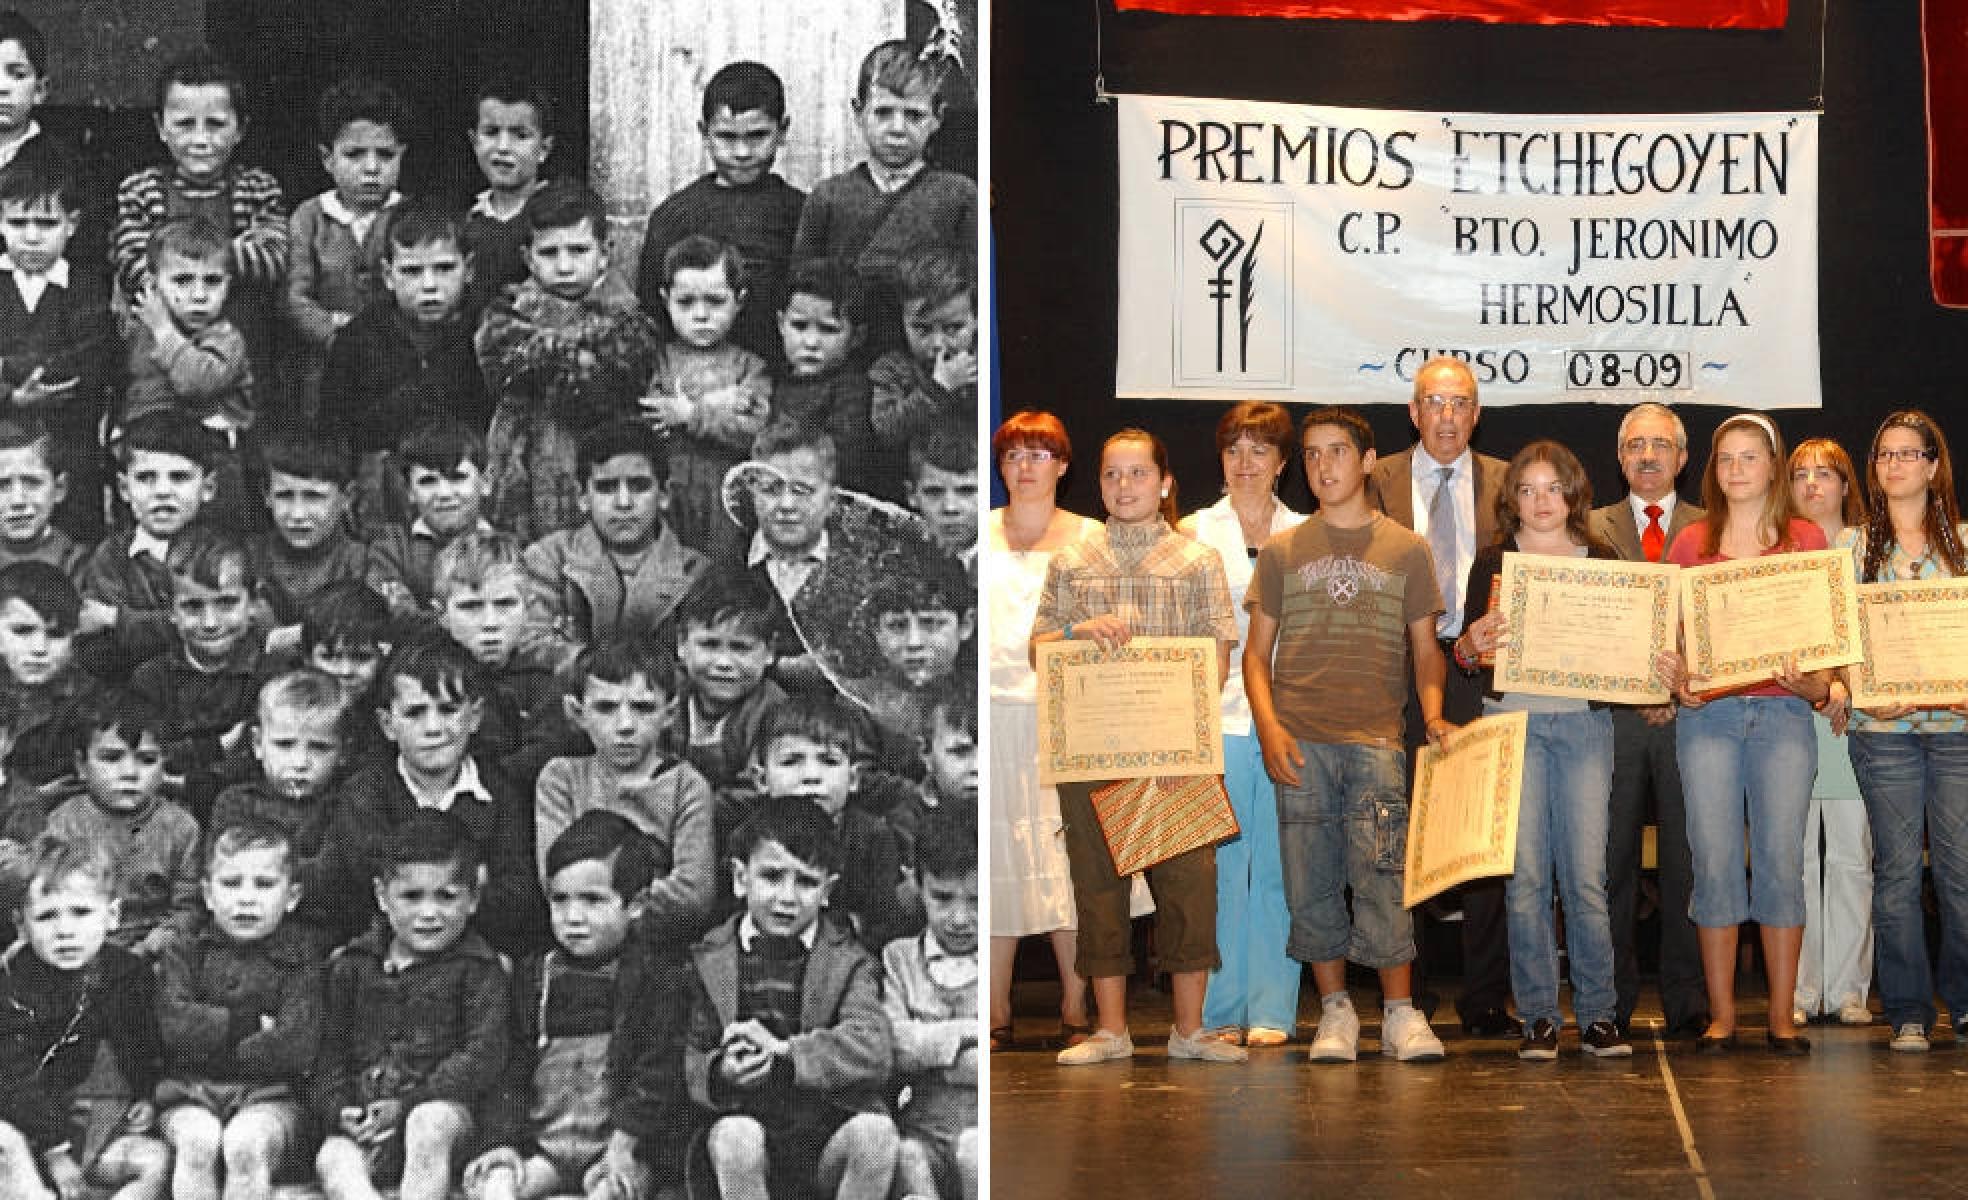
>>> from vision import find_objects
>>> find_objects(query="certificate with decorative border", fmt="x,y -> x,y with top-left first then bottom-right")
1036,637 -> 1223,784
1404,711 -> 1527,909
1493,552 -> 1679,704
1679,549 -> 1862,691
1850,576 -> 1968,709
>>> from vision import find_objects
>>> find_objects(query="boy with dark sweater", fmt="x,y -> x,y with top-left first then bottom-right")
462,78 -> 555,321
465,812 -> 687,1200
635,60 -> 805,365
251,434 -> 367,646
0,560 -> 98,793
0,416 -> 88,579
662,571 -> 787,793
156,819 -> 324,1200
323,207 -> 488,533
683,799 -> 896,1200
869,247 -> 975,456
314,811 -> 510,1200
0,836 -> 169,1200
0,144 -> 114,542
366,419 -> 496,619
326,635 -> 546,956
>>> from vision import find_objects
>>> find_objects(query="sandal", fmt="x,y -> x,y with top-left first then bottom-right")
990,1025 -> 1016,1052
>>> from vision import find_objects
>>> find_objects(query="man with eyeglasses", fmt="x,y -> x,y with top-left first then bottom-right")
1587,402 -> 1710,1040
1366,355 -> 1517,1039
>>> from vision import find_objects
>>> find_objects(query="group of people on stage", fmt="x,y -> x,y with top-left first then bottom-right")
989,353 -> 1968,1068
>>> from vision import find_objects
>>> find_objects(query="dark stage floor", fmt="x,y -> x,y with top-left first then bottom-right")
989,981 -> 1968,1199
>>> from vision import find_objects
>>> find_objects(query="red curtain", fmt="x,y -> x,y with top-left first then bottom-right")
1927,0 -> 1968,306
1111,1 -> 1786,28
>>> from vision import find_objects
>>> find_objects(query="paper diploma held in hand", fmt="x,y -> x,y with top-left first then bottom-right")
1404,711 -> 1528,909
1036,636 -> 1223,784
1492,552 -> 1679,704
1679,549 -> 1862,691
1850,576 -> 1968,709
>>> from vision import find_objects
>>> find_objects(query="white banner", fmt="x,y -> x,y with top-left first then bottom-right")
1115,94 -> 1819,408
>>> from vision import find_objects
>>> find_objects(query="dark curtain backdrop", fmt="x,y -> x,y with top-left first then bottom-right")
991,2 -> 1965,518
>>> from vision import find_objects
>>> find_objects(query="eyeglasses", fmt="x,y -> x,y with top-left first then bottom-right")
1002,448 -> 1057,465
1419,394 -> 1475,414
1874,447 -> 1937,465
1620,437 -> 1679,456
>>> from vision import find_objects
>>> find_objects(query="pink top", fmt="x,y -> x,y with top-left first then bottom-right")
1668,517 -> 1828,698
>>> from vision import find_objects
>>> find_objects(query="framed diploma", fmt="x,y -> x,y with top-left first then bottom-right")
1404,711 -> 1528,910
1680,549 -> 1863,692
1036,636 -> 1224,784
1492,552 -> 1679,704
1850,577 -> 1968,709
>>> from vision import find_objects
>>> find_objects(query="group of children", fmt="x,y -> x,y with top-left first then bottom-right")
0,11 -> 980,1200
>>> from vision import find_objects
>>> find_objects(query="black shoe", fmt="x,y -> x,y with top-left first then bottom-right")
1463,1007 -> 1524,1039
1583,1020 -> 1633,1058
1517,1018 -> 1559,1061
1694,1032 -> 1736,1054
1767,1032 -> 1811,1056
1668,1012 -> 1713,1038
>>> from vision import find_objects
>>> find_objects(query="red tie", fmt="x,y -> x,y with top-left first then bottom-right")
1642,504 -> 1665,562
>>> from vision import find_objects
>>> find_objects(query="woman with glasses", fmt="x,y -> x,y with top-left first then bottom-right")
1656,413 -> 1836,1054
1030,428 -> 1241,1065
1787,439 -> 1875,1031
1180,403 -> 1308,1049
1843,411 -> 1968,1052
988,411 -> 1100,1053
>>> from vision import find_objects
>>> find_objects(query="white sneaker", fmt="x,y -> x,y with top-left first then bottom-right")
1057,1028 -> 1134,1065
1890,1023 -> 1930,1053
1837,998 -> 1873,1026
1381,1005 -> 1447,1063
1168,1025 -> 1248,1062
1308,1003 -> 1360,1063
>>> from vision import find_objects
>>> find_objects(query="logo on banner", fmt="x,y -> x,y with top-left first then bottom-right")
1175,201 -> 1291,388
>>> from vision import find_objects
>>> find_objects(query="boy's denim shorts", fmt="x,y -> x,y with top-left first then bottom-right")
1276,740 -> 1415,969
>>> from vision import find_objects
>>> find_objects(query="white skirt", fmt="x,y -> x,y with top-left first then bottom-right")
990,700 -> 1153,936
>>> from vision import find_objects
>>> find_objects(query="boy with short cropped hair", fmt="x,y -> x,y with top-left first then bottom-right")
327,635 -> 546,955
536,638 -> 716,947
0,13 -> 55,169
770,260 -> 883,496
156,818 -> 324,1200
82,409 -> 222,668
905,422 -> 978,568
366,418 -> 495,617
663,570 -> 786,792
0,836 -> 170,1200
463,77 -> 555,319
883,801 -> 978,1200
464,812 -> 687,1200
432,529 -> 565,776
791,39 -> 977,356
112,47 -> 285,382
251,432 -> 365,633
635,60 -> 805,363
323,206 -> 487,531
300,579 -> 395,710
129,525 -> 276,788
286,75 -> 407,422
209,668 -> 353,945
870,247 -> 975,452
314,810 -> 510,1200
0,416 -> 87,577
44,689 -> 201,958
523,419 -> 708,647
122,216 -> 251,436
683,799 -> 896,1200
0,143 -> 114,541
478,181 -> 662,539
892,685 -> 977,871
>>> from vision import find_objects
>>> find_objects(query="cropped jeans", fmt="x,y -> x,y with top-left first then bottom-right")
1675,695 -> 1815,928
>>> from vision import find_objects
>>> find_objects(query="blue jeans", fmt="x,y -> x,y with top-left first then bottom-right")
1203,733 -> 1303,1031
1504,708 -> 1617,1027
1676,695 -> 1815,927
1850,731 -> 1968,1029
1277,740 -> 1413,969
